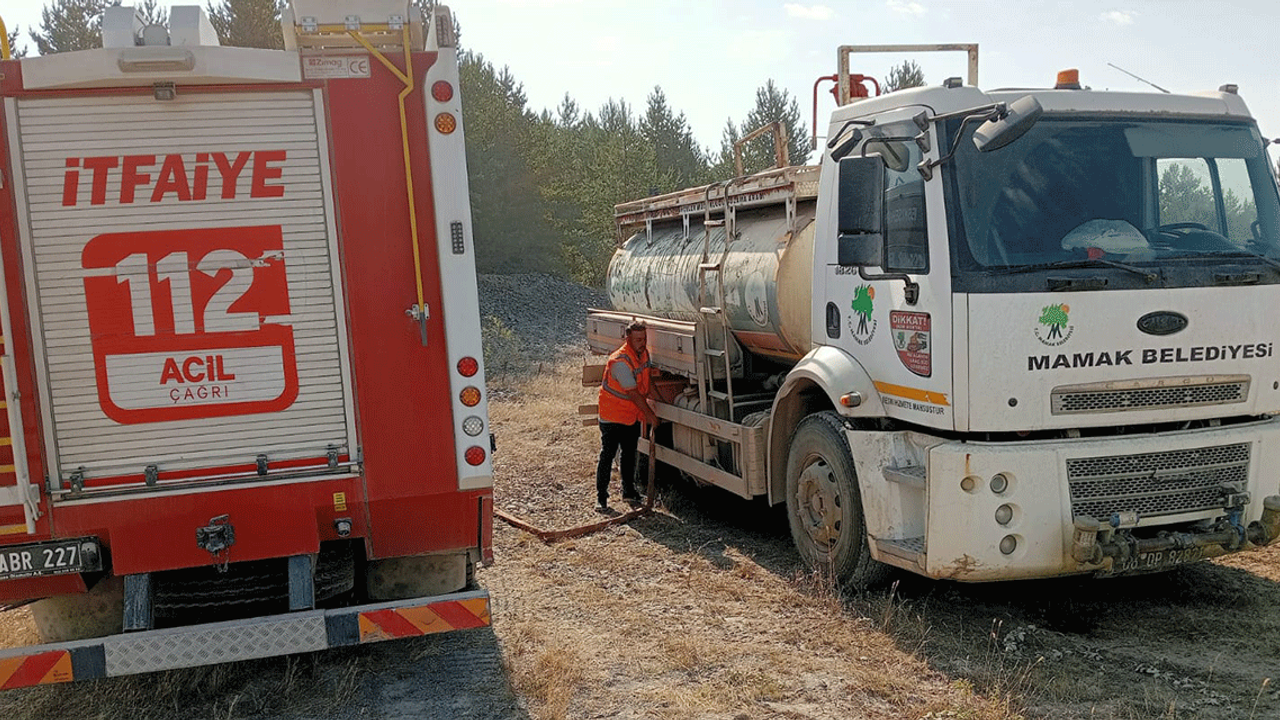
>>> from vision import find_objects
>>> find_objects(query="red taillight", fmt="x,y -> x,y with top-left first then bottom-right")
457,356 -> 479,377
465,446 -> 486,466
432,80 -> 454,102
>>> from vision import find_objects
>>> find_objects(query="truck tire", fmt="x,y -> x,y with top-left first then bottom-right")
365,552 -> 469,601
785,411 -> 889,590
30,575 -> 125,643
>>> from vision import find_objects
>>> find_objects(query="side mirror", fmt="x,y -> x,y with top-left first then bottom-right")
836,156 -> 884,266
972,95 -> 1043,153
864,138 -> 911,173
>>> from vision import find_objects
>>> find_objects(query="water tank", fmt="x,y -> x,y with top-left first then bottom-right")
606,203 -> 815,364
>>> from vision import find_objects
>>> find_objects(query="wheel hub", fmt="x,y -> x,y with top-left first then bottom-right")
797,458 -> 842,550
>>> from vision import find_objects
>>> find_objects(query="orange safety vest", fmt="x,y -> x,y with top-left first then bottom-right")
597,341 -> 652,425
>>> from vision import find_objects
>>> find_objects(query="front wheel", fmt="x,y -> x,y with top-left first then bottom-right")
785,411 -> 889,589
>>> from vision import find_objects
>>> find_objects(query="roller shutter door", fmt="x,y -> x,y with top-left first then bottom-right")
9,89 -> 356,489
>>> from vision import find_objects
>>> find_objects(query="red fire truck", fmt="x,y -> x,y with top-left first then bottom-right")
0,1 -> 493,687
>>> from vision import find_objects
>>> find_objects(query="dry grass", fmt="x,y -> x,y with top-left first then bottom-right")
485,359 -> 1280,720
482,359 -> 1024,720
3,357 -> 1280,719
0,607 -> 38,649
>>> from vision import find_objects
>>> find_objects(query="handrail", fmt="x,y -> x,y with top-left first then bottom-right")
347,25 -> 431,346
732,121 -> 789,176
1,16 -> 12,60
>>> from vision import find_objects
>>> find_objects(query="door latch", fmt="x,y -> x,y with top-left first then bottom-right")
405,302 -> 430,346
196,514 -> 236,571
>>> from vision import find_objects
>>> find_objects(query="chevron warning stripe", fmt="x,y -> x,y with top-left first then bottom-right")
0,651 -> 73,689
357,597 -> 490,643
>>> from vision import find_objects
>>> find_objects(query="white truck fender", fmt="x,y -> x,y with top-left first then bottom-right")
766,346 -> 885,504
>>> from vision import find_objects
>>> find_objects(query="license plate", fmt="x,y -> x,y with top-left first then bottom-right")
0,539 -> 101,581
1105,546 -> 1203,576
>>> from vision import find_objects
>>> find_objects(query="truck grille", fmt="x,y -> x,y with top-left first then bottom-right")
1066,443 -> 1249,520
1052,378 -> 1248,414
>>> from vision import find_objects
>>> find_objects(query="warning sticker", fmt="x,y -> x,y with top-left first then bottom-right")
301,55 -> 372,80
890,311 -> 932,377
81,225 -> 299,424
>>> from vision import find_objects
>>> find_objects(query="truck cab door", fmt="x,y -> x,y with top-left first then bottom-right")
820,114 -> 957,431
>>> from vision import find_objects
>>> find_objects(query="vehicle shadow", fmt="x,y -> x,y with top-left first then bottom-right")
631,471 -> 1280,719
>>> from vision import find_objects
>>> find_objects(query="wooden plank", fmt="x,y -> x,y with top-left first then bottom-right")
581,363 -> 605,387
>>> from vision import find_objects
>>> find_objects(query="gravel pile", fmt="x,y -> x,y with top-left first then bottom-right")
477,273 -> 608,363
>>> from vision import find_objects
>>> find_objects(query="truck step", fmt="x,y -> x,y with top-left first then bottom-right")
699,306 -> 723,315
876,537 -> 925,564
706,389 -> 732,400
703,348 -> 726,358
698,263 -> 721,271
882,465 -> 926,490
704,220 -> 725,228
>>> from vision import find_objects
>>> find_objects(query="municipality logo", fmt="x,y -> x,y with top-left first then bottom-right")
1035,303 -> 1074,346
848,285 -> 877,345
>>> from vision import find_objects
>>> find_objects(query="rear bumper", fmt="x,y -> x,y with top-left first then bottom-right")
0,589 -> 489,689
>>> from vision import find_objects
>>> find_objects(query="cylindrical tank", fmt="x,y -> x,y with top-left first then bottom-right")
606,204 -> 814,364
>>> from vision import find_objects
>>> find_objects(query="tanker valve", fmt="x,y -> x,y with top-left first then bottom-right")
1255,496 -> 1280,546
1071,515 -> 1103,564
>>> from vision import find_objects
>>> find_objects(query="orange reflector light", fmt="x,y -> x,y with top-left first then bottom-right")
839,392 -> 863,408
435,112 -> 457,134
457,357 -> 479,377
1055,69 -> 1081,90
460,386 -> 481,407
465,446 -> 486,466
431,80 -> 454,103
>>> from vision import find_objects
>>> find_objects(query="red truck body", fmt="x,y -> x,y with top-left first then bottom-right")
0,2 -> 492,687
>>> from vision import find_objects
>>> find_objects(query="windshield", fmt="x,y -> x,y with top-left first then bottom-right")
945,115 -> 1280,290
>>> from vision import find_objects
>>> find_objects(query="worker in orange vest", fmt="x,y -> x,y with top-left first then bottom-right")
596,320 -> 659,510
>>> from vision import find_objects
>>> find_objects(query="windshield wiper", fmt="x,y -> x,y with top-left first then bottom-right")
989,258 -> 1157,283
1176,250 -> 1280,272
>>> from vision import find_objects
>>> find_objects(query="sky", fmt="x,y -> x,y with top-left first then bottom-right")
4,0 -> 1279,165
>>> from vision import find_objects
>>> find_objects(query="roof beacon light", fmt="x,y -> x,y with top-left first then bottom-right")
1055,69 -> 1082,90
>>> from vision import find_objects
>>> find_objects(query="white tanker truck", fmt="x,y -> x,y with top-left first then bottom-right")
588,48 -> 1280,588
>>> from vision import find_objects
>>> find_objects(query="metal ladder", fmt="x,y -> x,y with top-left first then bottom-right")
0,320 -> 38,535
696,181 -> 739,422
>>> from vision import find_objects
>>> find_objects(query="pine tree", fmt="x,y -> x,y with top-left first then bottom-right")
730,80 -> 808,176
136,0 -> 169,28
711,118 -> 742,178
30,0 -> 105,55
5,25 -> 29,58
206,0 -> 284,49
458,52 -> 560,275
640,86 -> 709,192
884,60 -> 926,92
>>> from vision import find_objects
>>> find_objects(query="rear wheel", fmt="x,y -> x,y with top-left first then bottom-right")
30,575 -> 124,642
785,411 -> 888,589
365,552 -> 469,601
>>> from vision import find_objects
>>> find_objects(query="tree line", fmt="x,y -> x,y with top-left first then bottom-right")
7,1 -> 927,285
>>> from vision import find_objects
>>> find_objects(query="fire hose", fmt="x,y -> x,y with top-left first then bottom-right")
495,427 -> 659,541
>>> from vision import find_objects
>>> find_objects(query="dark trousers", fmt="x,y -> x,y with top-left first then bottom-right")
596,421 -> 641,504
